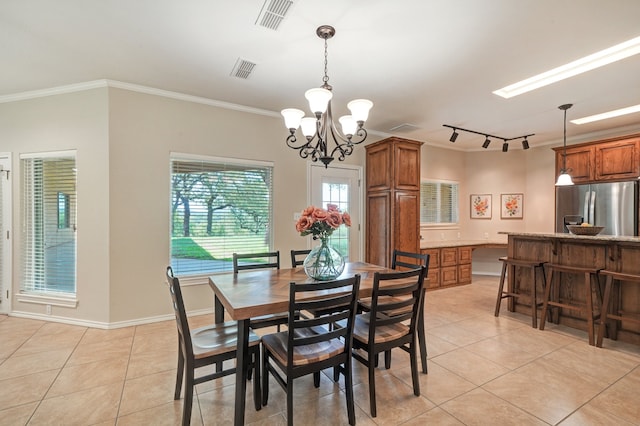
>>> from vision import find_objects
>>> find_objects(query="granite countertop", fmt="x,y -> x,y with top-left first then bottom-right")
420,239 -> 508,249
499,231 -> 640,243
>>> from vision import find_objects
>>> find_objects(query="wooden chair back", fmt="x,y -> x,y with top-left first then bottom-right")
290,249 -> 311,268
233,251 -> 280,273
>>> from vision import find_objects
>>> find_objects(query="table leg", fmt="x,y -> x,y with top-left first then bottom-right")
234,318 -> 250,426
214,294 -> 224,324
214,295 -> 225,372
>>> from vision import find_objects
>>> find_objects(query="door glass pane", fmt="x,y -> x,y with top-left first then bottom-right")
323,182 -> 350,261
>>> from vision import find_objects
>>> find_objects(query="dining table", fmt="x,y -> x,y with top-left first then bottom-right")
208,261 -> 395,426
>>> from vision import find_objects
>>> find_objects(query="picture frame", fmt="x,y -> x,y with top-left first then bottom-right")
470,194 -> 492,219
501,193 -> 524,219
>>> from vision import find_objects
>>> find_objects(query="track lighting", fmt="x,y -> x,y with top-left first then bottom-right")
442,124 -> 534,151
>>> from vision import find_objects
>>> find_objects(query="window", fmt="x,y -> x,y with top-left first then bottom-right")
21,151 -> 77,295
170,154 -> 274,276
420,180 -> 459,225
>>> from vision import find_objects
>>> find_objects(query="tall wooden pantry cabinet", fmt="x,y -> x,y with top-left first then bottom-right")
365,137 -> 423,267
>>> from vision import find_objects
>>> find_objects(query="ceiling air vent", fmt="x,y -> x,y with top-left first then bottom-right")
256,0 -> 294,30
231,58 -> 257,80
389,123 -> 421,133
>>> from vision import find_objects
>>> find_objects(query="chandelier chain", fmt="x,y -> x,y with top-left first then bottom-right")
323,37 -> 329,86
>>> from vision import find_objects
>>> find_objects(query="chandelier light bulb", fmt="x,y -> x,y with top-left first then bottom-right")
300,117 -> 317,138
347,99 -> 373,123
281,108 -> 305,130
339,115 -> 357,137
305,88 -> 333,115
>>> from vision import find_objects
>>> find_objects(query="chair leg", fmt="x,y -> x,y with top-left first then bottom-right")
313,371 -> 320,388
182,367 -> 194,426
368,353 -> 377,418
539,269 -> 554,331
585,272 -> 596,346
494,261 -> 508,316
384,350 -> 392,369
344,360 -> 356,425
261,346 -> 269,406
286,380 -> 294,426
175,348 -> 184,400
418,307 -> 428,374
252,348 -> 262,411
530,266 -> 538,328
410,341 -> 420,397
597,275 -> 614,347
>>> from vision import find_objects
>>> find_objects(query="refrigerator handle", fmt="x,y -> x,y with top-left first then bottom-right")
583,191 -> 591,223
589,190 -> 596,224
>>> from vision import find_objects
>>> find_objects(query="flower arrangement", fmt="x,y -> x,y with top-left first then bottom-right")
295,204 -> 351,241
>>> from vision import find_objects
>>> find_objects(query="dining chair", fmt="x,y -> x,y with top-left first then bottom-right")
165,266 -> 261,425
261,274 -> 361,426
358,249 -> 430,373
290,248 -> 311,268
351,266 -> 426,418
233,251 -> 289,332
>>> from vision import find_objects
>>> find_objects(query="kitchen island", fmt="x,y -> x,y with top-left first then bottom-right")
502,232 -> 640,345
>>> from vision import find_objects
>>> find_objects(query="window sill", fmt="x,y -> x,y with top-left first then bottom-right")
17,292 -> 78,308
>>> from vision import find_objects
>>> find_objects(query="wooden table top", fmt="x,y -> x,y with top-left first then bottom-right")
208,261 -> 393,320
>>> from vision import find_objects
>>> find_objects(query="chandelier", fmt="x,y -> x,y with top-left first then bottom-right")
281,25 -> 373,167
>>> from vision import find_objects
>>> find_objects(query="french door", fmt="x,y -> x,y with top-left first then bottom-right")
0,154 -> 11,313
309,163 -> 362,262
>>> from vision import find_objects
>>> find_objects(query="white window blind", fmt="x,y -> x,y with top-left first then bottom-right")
21,153 -> 77,295
420,180 -> 459,224
170,155 -> 274,276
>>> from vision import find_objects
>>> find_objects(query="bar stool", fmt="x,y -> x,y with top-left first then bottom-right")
596,270 -> 640,348
494,257 -> 547,328
539,263 -> 602,346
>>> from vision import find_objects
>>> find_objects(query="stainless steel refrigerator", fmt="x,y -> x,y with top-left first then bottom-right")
555,181 -> 638,236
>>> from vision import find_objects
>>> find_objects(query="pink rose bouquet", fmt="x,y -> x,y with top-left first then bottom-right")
295,204 -> 351,241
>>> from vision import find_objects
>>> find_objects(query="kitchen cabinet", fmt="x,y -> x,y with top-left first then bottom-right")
595,138 -> 640,181
365,137 -> 423,267
421,245 -> 473,288
554,134 -> 640,183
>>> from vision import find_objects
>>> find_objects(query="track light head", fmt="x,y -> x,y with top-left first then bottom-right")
522,137 -> 530,150
449,129 -> 458,142
482,137 -> 491,149
502,142 -> 509,152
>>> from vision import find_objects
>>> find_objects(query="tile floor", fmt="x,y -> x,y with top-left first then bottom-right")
1,275 -> 639,425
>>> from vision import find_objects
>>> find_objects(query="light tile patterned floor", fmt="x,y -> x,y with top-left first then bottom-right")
1,276 -> 639,425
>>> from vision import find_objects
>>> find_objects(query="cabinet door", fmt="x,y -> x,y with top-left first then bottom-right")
421,248 -> 439,269
394,191 -> 420,254
458,264 -> 472,284
394,140 -> 421,191
595,138 -> 640,181
440,247 -> 457,267
557,146 -> 594,183
366,192 -> 391,266
426,268 -> 440,288
457,246 -> 472,264
441,266 -> 458,286
366,142 -> 392,191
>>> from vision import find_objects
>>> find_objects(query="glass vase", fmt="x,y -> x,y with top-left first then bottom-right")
303,238 -> 345,281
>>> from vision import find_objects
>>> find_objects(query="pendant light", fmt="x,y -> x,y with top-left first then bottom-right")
555,103 -> 574,186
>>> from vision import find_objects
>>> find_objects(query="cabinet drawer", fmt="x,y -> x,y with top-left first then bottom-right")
421,248 -> 439,269
458,264 -> 472,284
441,266 -> 458,286
440,248 -> 457,267
458,246 -> 472,264
426,268 -> 440,288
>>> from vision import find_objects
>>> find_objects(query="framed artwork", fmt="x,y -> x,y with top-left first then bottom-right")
470,194 -> 492,219
501,193 -> 524,219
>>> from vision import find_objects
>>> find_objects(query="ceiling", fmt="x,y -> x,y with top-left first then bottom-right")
2,0 -> 640,151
